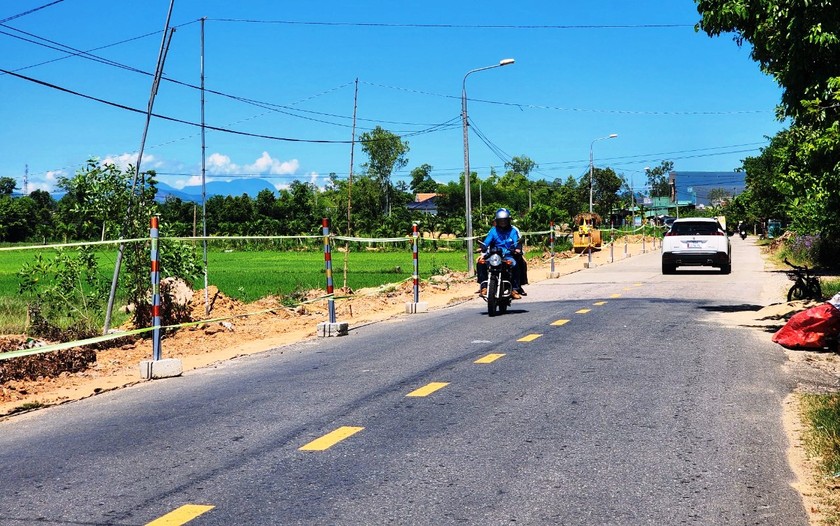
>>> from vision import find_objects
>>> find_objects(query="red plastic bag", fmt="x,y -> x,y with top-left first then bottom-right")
772,303 -> 840,350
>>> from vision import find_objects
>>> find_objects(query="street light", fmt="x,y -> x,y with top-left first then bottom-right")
462,58 -> 515,275
589,133 -> 618,215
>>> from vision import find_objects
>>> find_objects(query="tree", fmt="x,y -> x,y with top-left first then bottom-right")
504,155 -> 536,178
591,168 -> 624,218
409,164 -> 437,194
359,126 -> 410,216
707,188 -> 731,208
697,1 -> 840,260
695,1 -> 840,122
0,177 -> 17,196
644,161 -> 674,200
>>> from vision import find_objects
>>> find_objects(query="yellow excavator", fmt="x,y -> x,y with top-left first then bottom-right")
572,212 -> 602,253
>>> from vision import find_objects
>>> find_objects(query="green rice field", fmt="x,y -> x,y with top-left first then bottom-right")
0,245 -> 471,333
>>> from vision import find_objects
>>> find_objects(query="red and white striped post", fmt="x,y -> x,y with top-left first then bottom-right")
405,222 -> 428,314
412,223 -> 420,303
150,216 -> 162,361
549,221 -> 555,275
322,217 -> 336,324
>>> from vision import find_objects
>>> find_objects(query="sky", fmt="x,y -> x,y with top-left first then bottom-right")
0,0 -> 786,202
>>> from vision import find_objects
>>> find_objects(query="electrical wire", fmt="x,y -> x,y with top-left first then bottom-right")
0,67 -> 461,144
0,0 -> 64,24
361,81 -> 773,116
207,18 -> 694,30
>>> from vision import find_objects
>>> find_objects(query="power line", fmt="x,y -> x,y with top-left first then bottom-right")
361,81 -> 773,116
207,18 -> 694,30
0,0 -> 64,24
0,67 -> 460,144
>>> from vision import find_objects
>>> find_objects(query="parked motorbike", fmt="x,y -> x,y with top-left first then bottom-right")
739,230 -> 747,240
784,258 -> 823,302
478,241 -> 515,317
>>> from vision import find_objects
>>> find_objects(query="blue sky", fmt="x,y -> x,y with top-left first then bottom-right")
0,0 -> 785,200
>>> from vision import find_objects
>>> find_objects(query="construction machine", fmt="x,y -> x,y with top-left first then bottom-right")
572,212 -> 602,253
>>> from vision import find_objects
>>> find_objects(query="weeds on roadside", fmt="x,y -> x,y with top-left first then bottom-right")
801,394 -> 840,525
17,247 -> 109,341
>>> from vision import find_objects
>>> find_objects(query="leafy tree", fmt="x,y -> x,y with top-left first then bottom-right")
505,155 -> 536,178
592,168 -> 624,219
707,188 -> 732,208
409,164 -> 438,194
695,1 -> 840,122
645,161 -> 674,200
0,177 -> 17,196
696,0 -> 840,261
359,126 -> 409,216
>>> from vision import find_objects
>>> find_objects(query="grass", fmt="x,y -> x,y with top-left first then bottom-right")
801,394 -> 840,525
0,246 -> 473,333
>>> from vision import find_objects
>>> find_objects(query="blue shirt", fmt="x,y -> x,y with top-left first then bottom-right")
482,226 -> 519,258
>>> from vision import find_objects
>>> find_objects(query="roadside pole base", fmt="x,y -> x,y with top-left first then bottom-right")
405,302 -> 428,314
548,272 -> 562,279
584,262 -> 597,269
317,321 -> 349,337
139,358 -> 183,380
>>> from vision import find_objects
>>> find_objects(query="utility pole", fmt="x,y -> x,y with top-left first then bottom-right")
343,78 -> 359,291
103,0 -> 176,334
23,164 -> 28,195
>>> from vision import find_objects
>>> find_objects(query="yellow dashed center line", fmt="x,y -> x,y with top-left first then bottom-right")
475,353 -> 505,364
610,293 -> 621,298
551,319 -> 570,326
517,334 -> 543,342
406,382 -> 449,397
576,308 -> 591,314
299,426 -> 364,451
146,505 -> 215,526
633,283 -> 642,287
593,301 -> 607,306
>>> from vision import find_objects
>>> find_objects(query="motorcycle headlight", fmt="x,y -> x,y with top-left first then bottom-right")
488,253 -> 502,267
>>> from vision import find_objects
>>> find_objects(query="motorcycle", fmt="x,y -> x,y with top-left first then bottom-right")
739,230 -> 747,240
478,241 -> 515,317
784,258 -> 822,302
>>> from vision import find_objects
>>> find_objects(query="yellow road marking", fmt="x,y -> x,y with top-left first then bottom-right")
551,319 -> 570,326
576,308 -> 591,314
299,426 -> 364,451
146,505 -> 215,526
406,382 -> 449,397
610,293 -> 621,298
517,334 -> 543,342
633,283 -> 642,287
475,353 -> 505,363
593,301 -> 607,306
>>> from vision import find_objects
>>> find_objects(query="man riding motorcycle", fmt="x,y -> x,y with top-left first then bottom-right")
477,208 -> 521,300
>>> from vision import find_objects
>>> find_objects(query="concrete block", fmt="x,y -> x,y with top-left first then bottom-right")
139,358 -> 183,380
317,321 -> 349,337
405,302 -> 429,314
548,272 -> 562,279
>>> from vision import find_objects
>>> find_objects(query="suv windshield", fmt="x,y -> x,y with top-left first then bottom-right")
670,221 -> 720,236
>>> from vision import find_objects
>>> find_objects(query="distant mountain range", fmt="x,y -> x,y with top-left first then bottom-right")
154,179 -> 277,202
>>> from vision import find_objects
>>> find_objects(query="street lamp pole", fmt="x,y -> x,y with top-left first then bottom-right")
589,133 -> 618,216
462,58 -> 514,275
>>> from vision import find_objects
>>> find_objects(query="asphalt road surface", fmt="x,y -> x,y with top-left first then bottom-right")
0,238 -> 809,525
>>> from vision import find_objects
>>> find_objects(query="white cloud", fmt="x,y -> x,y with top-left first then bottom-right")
207,153 -> 238,174
101,152 -> 160,171
244,151 -> 299,175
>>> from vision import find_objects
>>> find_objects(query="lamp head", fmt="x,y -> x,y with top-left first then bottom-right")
499,58 -> 515,66
608,133 -> 618,138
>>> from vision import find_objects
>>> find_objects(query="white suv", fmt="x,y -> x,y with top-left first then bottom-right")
661,217 -> 731,274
